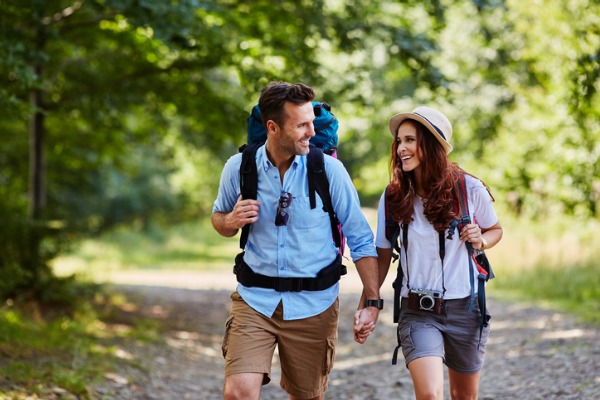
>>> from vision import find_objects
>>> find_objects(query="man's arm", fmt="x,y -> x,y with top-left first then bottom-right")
354,246 -> 397,344
353,255 -> 380,344
211,196 -> 261,238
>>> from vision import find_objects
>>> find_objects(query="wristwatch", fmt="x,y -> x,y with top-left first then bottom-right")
365,299 -> 384,309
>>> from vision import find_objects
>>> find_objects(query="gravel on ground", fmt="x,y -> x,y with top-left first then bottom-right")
90,272 -> 600,400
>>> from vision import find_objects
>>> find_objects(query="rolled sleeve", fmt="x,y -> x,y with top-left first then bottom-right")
212,154 -> 242,214
324,157 -> 377,261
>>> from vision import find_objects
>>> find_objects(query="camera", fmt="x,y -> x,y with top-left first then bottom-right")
408,289 -> 444,314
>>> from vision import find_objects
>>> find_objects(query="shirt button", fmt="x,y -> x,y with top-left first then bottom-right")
280,244 -> 284,248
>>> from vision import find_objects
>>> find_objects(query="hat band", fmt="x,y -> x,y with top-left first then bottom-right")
414,112 -> 447,141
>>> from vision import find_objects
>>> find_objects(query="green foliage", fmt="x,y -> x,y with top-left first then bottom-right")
436,0 -> 600,220
53,217 -> 237,275
1,0 -> 599,302
492,263 -> 600,326
0,283 -> 161,398
486,211 -> 600,326
0,0 -> 457,300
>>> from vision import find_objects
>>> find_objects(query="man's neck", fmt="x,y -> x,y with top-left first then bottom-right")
265,142 -> 294,184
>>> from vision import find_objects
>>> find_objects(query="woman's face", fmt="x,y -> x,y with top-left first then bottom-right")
395,120 -> 422,172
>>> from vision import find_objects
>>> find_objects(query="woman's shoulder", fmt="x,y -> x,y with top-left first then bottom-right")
463,173 -> 485,189
463,173 -> 494,203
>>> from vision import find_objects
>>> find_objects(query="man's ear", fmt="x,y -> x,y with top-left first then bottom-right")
266,120 -> 279,135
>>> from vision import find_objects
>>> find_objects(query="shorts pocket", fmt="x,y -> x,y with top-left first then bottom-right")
322,336 -> 337,375
221,315 -> 234,358
398,323 -> 413,349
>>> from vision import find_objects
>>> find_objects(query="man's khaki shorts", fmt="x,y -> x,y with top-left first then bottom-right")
222,291 -> 339,398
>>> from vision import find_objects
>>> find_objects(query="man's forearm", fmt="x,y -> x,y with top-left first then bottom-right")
354,256 -> 380,300
211,212 -> 239,238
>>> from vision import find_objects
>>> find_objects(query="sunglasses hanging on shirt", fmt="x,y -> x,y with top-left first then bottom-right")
275,192 -> 293,226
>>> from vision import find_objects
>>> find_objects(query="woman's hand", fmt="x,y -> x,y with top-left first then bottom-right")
460,223 -> 486,250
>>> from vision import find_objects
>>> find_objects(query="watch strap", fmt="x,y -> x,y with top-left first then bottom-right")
365,299 -> 384,309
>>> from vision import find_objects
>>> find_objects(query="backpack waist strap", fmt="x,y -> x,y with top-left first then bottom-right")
234,252 -> 346,292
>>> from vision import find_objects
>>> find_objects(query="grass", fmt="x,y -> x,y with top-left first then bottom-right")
52,217 -> 238,278
485,210 -> 600,326
490,262 -> 600,325
0,285 -> 162,399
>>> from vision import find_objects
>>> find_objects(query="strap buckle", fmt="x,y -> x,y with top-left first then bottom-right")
274,278 -> 303,292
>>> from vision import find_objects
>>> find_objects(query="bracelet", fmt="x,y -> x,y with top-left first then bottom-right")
481,236 -> 489,250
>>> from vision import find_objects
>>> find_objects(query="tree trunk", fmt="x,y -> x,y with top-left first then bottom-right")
27,25 -> 47,279
29,71 -> 45,220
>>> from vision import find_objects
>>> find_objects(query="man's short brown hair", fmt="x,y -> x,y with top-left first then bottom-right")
257,81 -> 315,128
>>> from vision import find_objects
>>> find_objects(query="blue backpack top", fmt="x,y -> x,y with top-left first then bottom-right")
246,101 -> 339,154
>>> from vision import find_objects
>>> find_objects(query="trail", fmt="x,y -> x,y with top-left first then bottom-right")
89,269 -> 600,400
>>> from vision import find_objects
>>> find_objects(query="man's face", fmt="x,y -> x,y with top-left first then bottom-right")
276,101 -> 315,156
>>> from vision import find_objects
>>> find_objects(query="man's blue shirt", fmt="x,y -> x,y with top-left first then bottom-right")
213,144 -> 376,320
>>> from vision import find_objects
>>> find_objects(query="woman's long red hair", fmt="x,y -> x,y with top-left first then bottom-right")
386,120 -> 491,232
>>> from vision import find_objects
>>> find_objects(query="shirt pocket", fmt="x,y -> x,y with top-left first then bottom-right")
290,195 -> 330,230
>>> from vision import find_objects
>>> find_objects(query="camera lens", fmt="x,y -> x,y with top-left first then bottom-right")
420,295 -> 434,310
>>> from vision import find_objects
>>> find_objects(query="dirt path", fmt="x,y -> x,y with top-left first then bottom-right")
92,272 -> 600,399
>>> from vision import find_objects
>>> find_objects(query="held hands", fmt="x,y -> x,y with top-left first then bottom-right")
228,195 -> 260,230
353,307 -> 379,344
460,223 -> 485,250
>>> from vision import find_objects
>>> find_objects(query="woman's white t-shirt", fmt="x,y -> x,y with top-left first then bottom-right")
375,175 -> 498,300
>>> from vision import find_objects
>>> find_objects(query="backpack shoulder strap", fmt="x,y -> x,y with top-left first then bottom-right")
457,173 -> 470,222
307,146 -> 342,249
457,172 -> 493,345
384,185 -> 401,261
239,142 -> 261,249
384,185 -> 405,331
307,145 -> 323,209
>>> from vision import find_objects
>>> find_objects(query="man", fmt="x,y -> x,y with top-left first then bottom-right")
212,81 -> 381,400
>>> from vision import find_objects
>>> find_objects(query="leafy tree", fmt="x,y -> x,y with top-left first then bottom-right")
1,0 -> 598,301
0,0 -> 449,299
405,0 -> 600,219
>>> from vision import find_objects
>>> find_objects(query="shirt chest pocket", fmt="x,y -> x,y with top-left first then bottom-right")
289,195 -> 330,230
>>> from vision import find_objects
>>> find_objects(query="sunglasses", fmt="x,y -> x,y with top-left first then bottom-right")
275,192 -> 293,226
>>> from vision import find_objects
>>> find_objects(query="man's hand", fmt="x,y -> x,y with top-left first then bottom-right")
353,307 -> 379,344
212,196 -> 260,237
228,196 -> 260,230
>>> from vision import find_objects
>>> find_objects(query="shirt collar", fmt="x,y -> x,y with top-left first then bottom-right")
259,142 -> 301,172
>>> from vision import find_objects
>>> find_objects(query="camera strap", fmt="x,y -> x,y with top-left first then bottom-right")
401,224 -> 446,296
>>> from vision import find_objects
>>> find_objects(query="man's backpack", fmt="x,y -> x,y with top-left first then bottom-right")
239,101 -> 346,256
385,174 -> 494,363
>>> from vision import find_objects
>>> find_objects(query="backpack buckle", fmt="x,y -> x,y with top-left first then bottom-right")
446,219 -> 460,239
274,278 -> 303,292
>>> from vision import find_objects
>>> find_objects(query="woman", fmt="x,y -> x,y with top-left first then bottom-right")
373,106 -> 502,399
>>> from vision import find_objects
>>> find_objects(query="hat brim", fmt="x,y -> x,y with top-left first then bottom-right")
388,112 -> 453,154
